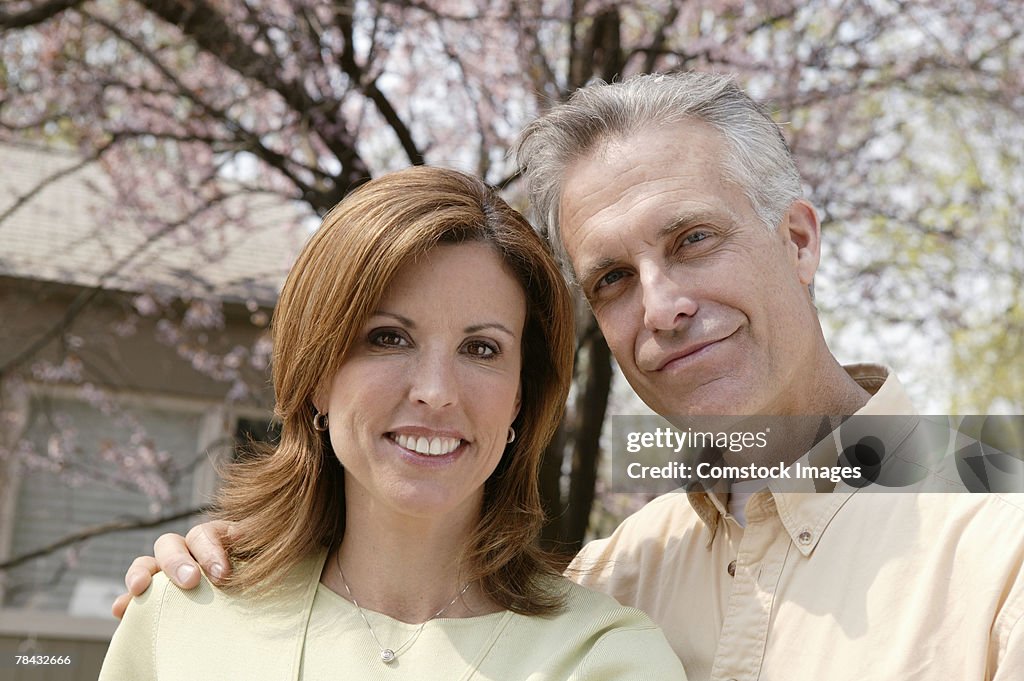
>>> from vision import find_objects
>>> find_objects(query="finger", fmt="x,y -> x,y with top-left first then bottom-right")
112,592 -> 132,620
124,555 -> 159,596
154,532 -> 201,588
184,520 -> 233,583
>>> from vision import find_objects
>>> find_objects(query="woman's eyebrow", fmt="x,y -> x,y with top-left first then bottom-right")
371,313 -> 515,338
465,322 -> 516,337
371,311 -> 416,327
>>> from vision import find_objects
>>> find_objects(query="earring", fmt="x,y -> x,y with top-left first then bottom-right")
506,426 -> 516,444
313,411 -> 329,431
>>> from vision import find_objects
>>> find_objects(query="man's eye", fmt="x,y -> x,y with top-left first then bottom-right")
597,270 -> 627,289
682,230 -> 710,245
464,340 -> 498,358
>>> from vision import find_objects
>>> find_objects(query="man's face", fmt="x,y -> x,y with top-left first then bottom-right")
558,121 -> 821,417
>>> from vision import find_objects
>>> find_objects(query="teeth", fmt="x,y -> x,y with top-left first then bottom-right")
392,433 -> 461,456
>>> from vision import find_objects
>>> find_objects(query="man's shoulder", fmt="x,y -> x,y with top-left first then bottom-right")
915,491 -> 1024,529
587,491 -> 698,547
835,492 -> 1024,579
527,576 -> 663,628
571,490 -> 702,575
984,492 -> 1024,514
847,490 -> 1024,519
618,489 -> 697,525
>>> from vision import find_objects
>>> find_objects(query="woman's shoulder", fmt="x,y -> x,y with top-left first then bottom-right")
150,555 -> 320,642
103,552 -> 327,681
160,550 -> 324,621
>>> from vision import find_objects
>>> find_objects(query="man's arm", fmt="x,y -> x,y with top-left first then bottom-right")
111,520 -> 234,619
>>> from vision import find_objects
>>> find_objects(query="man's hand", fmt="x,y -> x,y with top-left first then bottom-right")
111,520 -> 234,619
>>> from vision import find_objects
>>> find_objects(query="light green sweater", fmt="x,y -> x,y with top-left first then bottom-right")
99,551 -> 685,680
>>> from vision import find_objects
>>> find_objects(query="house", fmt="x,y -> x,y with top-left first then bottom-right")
0,142 -> 310,677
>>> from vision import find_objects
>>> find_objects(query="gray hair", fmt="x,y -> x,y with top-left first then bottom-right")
514,71 -> 803,274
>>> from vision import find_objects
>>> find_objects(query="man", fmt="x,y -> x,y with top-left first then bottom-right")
116,72 -> 1024,679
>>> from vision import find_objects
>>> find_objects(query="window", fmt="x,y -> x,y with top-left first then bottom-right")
0,386 -> 271,629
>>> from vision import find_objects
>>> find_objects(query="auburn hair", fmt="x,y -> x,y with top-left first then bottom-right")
215,166 -> 574,614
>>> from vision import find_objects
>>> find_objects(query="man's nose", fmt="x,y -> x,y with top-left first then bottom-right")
408,352 -> 458,409
640,264 -> 698,332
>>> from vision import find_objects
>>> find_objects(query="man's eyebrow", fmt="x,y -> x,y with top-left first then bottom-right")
577,256 -> 621,291
657,209 -> 717,239
576,210 -> 719,289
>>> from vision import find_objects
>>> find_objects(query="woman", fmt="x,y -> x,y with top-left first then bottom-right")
100,167 -> 684,680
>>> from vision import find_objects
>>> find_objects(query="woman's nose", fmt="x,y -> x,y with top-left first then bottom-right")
407,353 -> 458,409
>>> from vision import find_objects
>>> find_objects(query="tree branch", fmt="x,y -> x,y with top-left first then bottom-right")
87,12 -> 329,199
0,140 -> 113,227
641,4 -> 680,74
334,2 -> 424,166
0,506 -> 209,571
139,0 -> 370,192
0,0 -> 86,30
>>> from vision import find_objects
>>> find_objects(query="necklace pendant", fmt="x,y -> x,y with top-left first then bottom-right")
380,649 -> 396,664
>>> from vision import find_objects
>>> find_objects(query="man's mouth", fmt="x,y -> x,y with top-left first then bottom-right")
655,339 -> 721,371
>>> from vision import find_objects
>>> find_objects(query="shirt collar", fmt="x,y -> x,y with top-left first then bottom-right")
687,364 -> 916,548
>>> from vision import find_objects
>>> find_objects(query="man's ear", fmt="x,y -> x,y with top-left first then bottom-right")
781,199 -> 821,287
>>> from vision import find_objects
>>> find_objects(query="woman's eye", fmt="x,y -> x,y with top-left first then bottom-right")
371,330 -> 408,347
464,340 -> 498,358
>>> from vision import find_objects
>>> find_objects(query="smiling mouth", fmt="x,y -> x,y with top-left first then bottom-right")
389,433 -> 464,456
655,332 -> 737,372
657,343 -> 713,371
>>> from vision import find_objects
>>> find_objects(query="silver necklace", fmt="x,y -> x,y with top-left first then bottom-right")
336,552 -> 471,664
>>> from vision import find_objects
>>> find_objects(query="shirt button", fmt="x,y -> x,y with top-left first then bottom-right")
727,560 -> 736,577
798,530 -> 813,545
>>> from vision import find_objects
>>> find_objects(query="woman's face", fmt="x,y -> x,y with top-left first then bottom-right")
318,242 -> 526,524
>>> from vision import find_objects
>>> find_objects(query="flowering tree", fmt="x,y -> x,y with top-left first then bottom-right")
1,0 -> 1021,576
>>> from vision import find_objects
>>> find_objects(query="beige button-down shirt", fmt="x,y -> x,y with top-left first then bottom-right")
572,364 -> 1024,680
